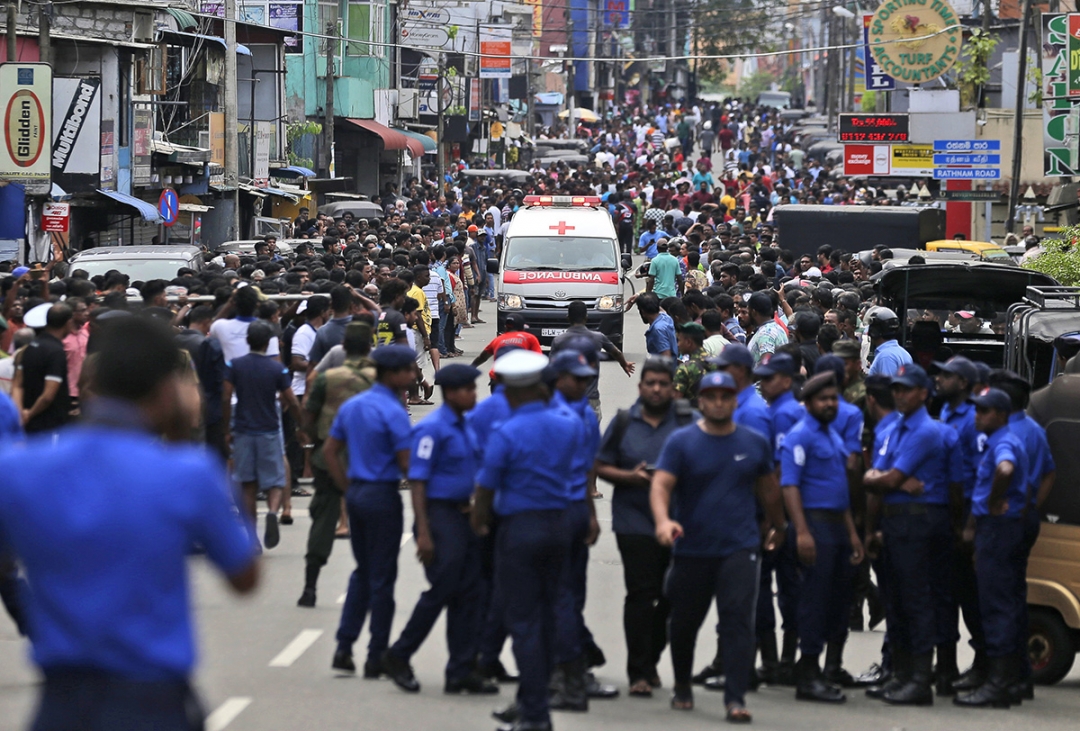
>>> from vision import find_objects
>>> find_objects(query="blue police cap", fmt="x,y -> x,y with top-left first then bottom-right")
970,387 -> 1012,413
931,355 -> 978,385
434,363 -> 481,388
550,349 -> 597,378
973,361 -> 991,386
891,363 -> 932,390
753,352 -> 796,378
372,344 -> 416,370
801,371 -> 837,400
698,371 -> 737,393
711,342 -> 754,370
814,354 -> 846,385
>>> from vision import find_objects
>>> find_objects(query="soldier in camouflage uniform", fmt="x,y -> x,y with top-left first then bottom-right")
673,322 -> 715,406
298,322 -> 377,608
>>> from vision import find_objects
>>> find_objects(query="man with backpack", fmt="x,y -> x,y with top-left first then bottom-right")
612,192 -> 637,256
594,356 -> 698,697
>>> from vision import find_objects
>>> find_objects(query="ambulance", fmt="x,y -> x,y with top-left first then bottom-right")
492,195 -> 630,347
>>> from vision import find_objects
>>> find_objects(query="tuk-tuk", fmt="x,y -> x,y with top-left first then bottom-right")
319,200 -> 384,220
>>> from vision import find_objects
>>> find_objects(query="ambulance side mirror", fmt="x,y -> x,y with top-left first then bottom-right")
487,257 -> 500,275
621,254 -> 632,271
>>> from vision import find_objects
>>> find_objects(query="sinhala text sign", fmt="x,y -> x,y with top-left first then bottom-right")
0,63 -> 52,193
867,0 -> 961,85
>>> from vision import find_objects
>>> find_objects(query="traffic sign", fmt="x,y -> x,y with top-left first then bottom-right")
933,140 -> 1002,152
933,168 -> 1002,180
158,188 -> 179,227
941,189 -> 1003,201
933,154 -> 1001,166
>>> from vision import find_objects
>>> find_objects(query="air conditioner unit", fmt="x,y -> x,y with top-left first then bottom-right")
397,89 -> 419,120
133,11 -> 154,43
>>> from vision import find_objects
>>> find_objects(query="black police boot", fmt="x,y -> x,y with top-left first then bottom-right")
756,632 -> 780,684
332,647 -> 356,674
884,652 -> 934,706
775,631 -> 798,686
492,702 -> 520,723
934,643 -> 960,696
691,641 -> 724,685
1008,675 -> 1035,704
866,649 -> 907,700
445,671 -> 500,695
795,654 -> 846,703
479,659 -> 520,683
380,649 -> 421,692
495,721 -> 552,731
953,655 -> 1013,709
550,660 -> 588,712
823,638 -> 857,688
585,671 -> 619,699
952,650 -> 987,692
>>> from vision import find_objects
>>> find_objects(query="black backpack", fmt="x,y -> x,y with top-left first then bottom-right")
607,399 -> 696,461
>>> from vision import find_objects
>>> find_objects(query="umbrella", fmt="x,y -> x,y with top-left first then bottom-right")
558,108 -> 600,123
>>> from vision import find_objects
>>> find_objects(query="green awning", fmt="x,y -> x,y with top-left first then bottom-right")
167,8 -> 198,31
395,128 -> 437,154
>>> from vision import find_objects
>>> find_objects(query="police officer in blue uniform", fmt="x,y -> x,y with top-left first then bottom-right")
472,349 -> 583,731
780,372 -> 864,703
753,352 -> 803,685
0,317 -> 259,731
955,387 -> 1028,709
547,350 -> 604,712
381,363 -> 499,695
933,355 -> 985,694
863,364 -> 956,706
989,370 -> 1056,702
866,308 -> 912,377
324,344 -> 415,677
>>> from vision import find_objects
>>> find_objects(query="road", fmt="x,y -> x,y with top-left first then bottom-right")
1,284 -> 1078,731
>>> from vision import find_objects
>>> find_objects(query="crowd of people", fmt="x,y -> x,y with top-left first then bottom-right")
0,95 -> 1061,731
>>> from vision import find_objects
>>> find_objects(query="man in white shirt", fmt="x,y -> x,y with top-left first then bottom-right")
210,285 -> 280,363
289,295 -> 330,398
486,197 -> 502,232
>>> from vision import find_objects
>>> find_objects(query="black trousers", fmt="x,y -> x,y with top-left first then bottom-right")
616,533 -> 671,683
32,669 -> 203,731
666,550 -> 760,707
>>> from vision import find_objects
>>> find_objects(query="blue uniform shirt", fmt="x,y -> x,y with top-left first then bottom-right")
645,312 -> 679,357
781,414 -> 850,511
553,391 -> 601,502
867,339 -> 913,377
874,406 -> 952,505
330,382 -> 412,482
1007,411 -> 1056,506
0,399 -> 254,681
940,399 -> 979,499
735,384 -> 773,445
408,404 -> 480,502
476,401 -> 582,516
657,423 -> 774,557
0,390 -> 21,438
971,427 -> 1028,518
467,385 -> 512,455
769,390 -> 804,458
872,410 -> 901,458
834,397 -> 864,455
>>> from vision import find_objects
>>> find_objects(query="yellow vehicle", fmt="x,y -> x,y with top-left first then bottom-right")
924,239 -> 1014,264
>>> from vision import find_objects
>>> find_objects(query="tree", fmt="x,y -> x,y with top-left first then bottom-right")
690,0 -> 788,83
739,70 -> 778,101
1024,229 -> 1080,285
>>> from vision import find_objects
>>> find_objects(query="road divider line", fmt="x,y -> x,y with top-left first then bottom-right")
269,629 -> 324,667
206,697 -> 252,731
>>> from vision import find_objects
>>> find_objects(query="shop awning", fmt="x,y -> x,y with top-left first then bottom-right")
166,7 -> 198,31
162,29 -> 252,56
394,128 -> 436,154
97,189 -> 163,223
270,165 -> 316,178
151,139 -> 212,165
344,119 -> 425,156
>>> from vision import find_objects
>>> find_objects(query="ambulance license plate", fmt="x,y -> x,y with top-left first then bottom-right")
541,328 -> 566,338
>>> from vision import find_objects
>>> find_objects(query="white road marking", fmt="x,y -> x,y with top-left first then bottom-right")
205,697 -> 252,731
336,593 -> 346,604
269,629 -> 324,667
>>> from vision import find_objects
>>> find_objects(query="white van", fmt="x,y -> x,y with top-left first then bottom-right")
493,195 -> 630,347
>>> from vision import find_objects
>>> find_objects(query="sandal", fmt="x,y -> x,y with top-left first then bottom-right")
335,530 -> 351,539
725,703 -> 752,724
280,514 -> 294,525
422,382 -> 434,401
629,680 -> 653,698
291,487 -> 311,497
670,685 -> 693,711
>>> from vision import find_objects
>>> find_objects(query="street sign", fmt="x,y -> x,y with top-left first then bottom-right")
838,113 -> 909,142
941,189 -> 1003,201
933,139 -> 1002,152
159,188 -> 179,227
933,168 -> 1002,180
933,154 -> 1002,166
41,202 -> 69,233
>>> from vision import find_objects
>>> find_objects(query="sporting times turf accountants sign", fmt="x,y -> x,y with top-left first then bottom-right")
0,64 -> 52,193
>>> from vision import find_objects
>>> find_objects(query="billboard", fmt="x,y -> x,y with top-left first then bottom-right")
51,78 -> 101,193
479,24 -> 512,79
602,0 -> 631,29
1043,14 -> 1080,176
0,63 -> 52,193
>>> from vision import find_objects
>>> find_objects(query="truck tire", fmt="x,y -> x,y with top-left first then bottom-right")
1029,607 -> 1076,685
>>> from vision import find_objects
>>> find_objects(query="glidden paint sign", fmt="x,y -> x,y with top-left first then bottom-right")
0,64 -> 52,190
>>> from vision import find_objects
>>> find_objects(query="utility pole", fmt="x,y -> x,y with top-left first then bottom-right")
6,4 -> 16,62
37,3 -> 49,65
1006,0 -> 1032,233
436,55 -> 444,193
567,13 -> 576,135
323,23 -> 336,179
224,0 -> 240,237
